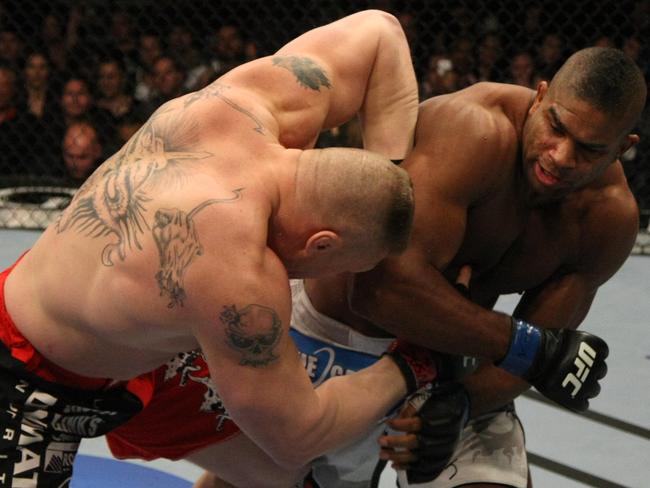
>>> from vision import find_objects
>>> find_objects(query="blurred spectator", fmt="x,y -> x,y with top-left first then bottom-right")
536,32 -> 565,82
506,50 -> 538,88
475,33 -> 505,82
167,25 -> 210,92
115,111 -> 146,147
420,54 -> 458,100
38,12 -> 68,74
60,75 -> 116,149
134,31 -> 162,103
0,29 -> 25,70
141,55 -> 186,117
96,56 -> 143,122
21,51 -> 60,121
0,63 -> 57,178
60,121 -> 103,184
449,36 -> 477,88
17,52 -> 62,174
206,25 -> 246,79
110,10 -> 138,69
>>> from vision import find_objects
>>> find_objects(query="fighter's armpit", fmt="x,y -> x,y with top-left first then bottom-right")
220,304 -> 283,367
271,56 -> 332,91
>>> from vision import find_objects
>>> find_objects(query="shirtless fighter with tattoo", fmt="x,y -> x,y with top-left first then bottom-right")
0,11 -> 433,487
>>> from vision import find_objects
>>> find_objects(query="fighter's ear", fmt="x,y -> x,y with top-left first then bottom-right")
617,133 -> 640,159
530,80 -> 548,113
304,230 -> 342,256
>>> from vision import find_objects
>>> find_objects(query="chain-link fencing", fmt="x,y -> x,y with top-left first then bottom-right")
1,0 -> 649,251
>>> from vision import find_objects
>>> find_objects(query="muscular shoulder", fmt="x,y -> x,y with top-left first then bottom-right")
416,82 -> 529,149
570,164 -> 639,282
408,83 -> 531,202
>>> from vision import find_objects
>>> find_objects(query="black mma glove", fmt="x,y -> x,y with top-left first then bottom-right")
384,340 -> 439,394
405,382 -> 470,484
497,318 -> 608,412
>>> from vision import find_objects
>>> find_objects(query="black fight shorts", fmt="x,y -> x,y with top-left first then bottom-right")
0,343 -> 144,487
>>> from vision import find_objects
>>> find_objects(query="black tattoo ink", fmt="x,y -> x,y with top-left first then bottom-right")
272,56 -> 332,91
153,189 -> 243,308
220,304 -> 282,367
56,109 -> 212,266
183,83 -> 266,134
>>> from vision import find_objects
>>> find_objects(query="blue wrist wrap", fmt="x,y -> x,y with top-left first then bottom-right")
498,318 -> 542,377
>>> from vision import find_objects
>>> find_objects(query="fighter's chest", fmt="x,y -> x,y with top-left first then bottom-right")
453,202 -> 575,298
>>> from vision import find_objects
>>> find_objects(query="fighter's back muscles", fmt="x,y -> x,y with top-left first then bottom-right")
351,87 -> 520,359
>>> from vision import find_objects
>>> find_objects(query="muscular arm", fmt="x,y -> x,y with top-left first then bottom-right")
350,95 -> 515,360
276,10 -> 419,158
190,220 -> 407,469
464,180 -> 639,415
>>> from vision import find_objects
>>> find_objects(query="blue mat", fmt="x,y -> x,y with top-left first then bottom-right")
71,455 -> 192,488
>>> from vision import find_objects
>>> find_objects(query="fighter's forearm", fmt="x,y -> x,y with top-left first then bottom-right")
350,264 -> 512,361
358,12 -> 418,159
234,356 -> 407,469
461,363 -> 530,417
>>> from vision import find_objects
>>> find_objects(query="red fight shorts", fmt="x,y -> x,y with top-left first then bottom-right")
106,350 -> 241,460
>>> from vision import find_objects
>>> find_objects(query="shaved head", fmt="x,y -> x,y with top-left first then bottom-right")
550,47 -> 647,132
296,147 -> 414,254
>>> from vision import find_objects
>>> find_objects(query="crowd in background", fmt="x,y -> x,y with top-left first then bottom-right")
0,0 -> 649,223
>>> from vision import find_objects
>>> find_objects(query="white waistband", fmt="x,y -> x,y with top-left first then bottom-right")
290,280 -> 393,356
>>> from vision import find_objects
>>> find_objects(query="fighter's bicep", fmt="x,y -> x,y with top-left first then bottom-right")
405,156 -> 473,270
274,11 -> 401,112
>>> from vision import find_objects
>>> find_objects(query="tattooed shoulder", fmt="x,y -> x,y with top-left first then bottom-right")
272,55 -> 332,91
184,82 -> 266,134
153,189 -> 243,309
220,303 -> 282,367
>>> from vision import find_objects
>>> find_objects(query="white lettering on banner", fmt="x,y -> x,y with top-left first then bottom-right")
561,342 -> 597,398
14,382 -> 28,395
44,442 -> 79,473
6,405 -> 17,420
13,447 -> 38,475
305,355 -> 318,378
10,471 -> 38,488
12,389 -> 58,487
298,349 -> 357,386
51,414 -> 103,436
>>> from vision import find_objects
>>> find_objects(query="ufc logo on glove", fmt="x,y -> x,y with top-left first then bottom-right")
562,342 -> 597,397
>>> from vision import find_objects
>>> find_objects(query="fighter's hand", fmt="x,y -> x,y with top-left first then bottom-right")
379,382 -> 470,483
497,319 -> 608,412
378,402 -> 420,471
